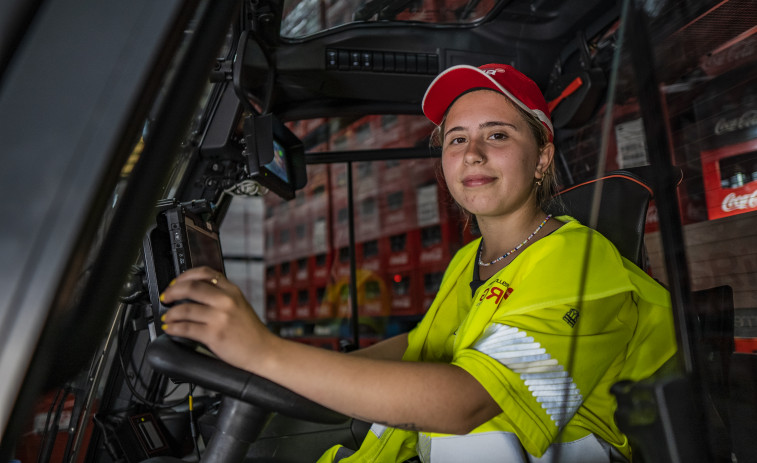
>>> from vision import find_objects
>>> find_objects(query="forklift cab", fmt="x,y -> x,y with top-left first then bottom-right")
2,0 -> 757,462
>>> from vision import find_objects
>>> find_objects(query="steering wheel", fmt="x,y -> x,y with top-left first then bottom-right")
146,334 -> 347,424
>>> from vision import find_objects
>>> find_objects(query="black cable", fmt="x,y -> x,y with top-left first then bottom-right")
37,387 -> 71,463
92,414 -> 125,462
116,329 -> 188,409
163,381 -> 183,399
115,304 -> 187,409
117,305 -> 154,392
36,388 -> 62,463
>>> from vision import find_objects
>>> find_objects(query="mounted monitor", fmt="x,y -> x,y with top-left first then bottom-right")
243,113 -> 307,200
197,81 -> 308,202
143,201 -> 226,321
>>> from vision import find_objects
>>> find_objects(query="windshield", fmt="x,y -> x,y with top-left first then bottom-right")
281,0 -> 499,38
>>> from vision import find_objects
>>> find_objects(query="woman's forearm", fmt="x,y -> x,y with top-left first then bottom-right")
251,334 -> 500,435
349,333 -> 408,360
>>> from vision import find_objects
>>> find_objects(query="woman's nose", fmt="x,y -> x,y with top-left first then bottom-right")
463,140 -> 484,165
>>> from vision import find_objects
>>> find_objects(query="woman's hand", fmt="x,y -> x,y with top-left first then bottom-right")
160,266 -> 271,372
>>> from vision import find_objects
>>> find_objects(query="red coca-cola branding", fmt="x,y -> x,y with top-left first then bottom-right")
700,138 -> 757,220
700,33 -> 757,76
721,190 -> 757,212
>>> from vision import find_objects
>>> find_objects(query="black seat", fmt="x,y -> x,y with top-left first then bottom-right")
545,169 -> 653,268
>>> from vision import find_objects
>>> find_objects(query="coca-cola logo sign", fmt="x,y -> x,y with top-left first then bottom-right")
701,36 -> 757,74
714,110 -> 757,135
722,190 -> 757,212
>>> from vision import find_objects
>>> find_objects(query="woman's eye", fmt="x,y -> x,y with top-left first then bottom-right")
489,132 -> 507,140
448,137 -> 466,145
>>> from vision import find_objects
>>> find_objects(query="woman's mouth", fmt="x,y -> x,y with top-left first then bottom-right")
462,175 -> 496,187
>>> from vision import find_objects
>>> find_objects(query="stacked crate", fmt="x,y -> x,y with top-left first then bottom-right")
264,116 -> 467,347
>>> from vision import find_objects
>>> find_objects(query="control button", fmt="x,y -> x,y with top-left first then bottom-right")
373,52 -> 384,71
384,52 -> 395,72
406,53 -> 417,73
361,51 -> 372,70
326,49 -> 338,69
416,54 -> 427,74
338,50 -> 349,70
350,51 -> 361,69
427,54 -> 439,74
395,53 -> 406,73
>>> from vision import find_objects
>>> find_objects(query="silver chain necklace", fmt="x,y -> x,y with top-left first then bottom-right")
478,214 -> 552,267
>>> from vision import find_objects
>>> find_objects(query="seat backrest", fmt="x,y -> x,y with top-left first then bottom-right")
545,169 -> 653,268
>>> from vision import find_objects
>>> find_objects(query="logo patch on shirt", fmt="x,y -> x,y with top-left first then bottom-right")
563,308 -> 579,327
478,280 -> 514,305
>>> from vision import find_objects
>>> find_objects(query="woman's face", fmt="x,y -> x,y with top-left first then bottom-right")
441,90 -> 553,220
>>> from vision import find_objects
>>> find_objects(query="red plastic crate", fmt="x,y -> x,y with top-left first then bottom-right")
418,220 -> 461,266
701,139 -> 757,220
277,290 -> 295,321
265,291 -> 278,322
420,263 -> 449,313
735,337 -> 757,354
383,229 -> 420,272
294,285 -> 313,320
277,261 -> 294,291
387,268 -> 422,316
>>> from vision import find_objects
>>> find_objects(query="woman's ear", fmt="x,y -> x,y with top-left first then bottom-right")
535,142 -> 555,180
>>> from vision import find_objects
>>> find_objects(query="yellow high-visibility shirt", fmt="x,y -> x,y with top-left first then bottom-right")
319,217 -> 677,462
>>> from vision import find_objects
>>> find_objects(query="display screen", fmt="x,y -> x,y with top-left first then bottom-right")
185,220 -> 225,274
265,139 -> 289,183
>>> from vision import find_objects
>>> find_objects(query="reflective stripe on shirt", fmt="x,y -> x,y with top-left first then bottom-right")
473,323 -> 583,426
370,423 -> 387,439
416,431 -> 628,463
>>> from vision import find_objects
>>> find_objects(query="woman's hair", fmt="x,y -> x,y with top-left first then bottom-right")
430,91 -> 559,213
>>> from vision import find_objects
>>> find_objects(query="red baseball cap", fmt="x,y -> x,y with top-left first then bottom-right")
422,63 -> 554,141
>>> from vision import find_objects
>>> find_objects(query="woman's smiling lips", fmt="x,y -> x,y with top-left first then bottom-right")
462,174 -> 496,187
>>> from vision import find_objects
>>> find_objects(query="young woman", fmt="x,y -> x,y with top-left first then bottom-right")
160,64 -> 677,462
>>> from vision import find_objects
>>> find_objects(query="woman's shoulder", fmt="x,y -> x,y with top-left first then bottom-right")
522,216 -> 628,277
546,215 -> 618,251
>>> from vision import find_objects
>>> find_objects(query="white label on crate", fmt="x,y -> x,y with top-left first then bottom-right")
363,260 -> 380,272
386,211 -> 404,224
420,247 -> 443,263
389,253 -> 409,266
417,184 -> 440,227
313,218 -> 327,250
615,118 -> 648,168
394,297 -> 411,308
365,301 -> 382,314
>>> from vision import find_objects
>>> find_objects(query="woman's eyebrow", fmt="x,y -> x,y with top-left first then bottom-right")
480,120 -> 517,130
444,120 -> 517,139
444,126 -> 465,138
